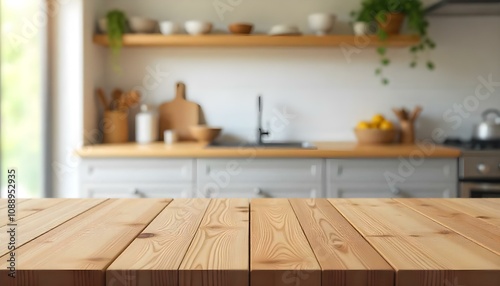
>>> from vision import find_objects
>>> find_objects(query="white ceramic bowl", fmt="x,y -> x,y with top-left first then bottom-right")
353,21 -> 370,36
185,21 -> 212,35
98,18 -> 107,33
129,17 -> 157,33
308,13 -> 336,35
159,21 -> 179,35
269,25 -> 300,36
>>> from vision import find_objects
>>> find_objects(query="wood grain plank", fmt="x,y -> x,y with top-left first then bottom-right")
106,198 -> 210,286
397,198 -> 500,255
0,199 -> 107,257
0,199 -> 30,210
251,198 -> 321,286
0,198 -> 171,286
437,199 -> 500,227
0,199 -> 67,226
179,199 -> 249,286
329,199 -> 500,286
290,199 -> 394,286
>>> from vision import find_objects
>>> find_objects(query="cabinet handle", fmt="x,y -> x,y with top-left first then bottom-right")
134,189 -> 146,198
337,166 -> 343,176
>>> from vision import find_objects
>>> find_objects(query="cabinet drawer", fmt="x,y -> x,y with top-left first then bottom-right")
81,159 -> 194,183
197,159 -> 323,184
329,183 -> 456,198
84,184 -> 192,198
197,184 -> 322,198
327,159 -> 457,183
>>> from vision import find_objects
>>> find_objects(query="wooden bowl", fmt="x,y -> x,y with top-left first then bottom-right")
228,23 -> 253,34
189,125 -> 222,143
354,129 -> 397,145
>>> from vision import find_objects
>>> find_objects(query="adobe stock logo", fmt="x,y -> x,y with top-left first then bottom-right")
213,0 -> 243,21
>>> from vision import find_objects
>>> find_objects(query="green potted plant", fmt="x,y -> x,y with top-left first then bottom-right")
105,10 -> 127,72
352,0 -> 436,85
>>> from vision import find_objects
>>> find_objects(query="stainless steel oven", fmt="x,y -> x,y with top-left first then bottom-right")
460,182 -> 500,198
458,150 -> 500,198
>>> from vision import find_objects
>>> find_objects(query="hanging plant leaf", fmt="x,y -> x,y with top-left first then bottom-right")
351,0 -> 436,85
106,10 -> 127,73
377,47 -> 387,56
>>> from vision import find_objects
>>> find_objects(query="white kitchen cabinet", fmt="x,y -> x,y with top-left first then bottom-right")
196,159 -> 325,198
331,183 -> 455,198
81,159 -> 194,183
197,184 -> 321,198
80,159 -> 195,198
327,159 -> 458,198
197,159 -> 323,184
79,157 -> 458,198
84,184 -> 192,198
328,159 -> 456,183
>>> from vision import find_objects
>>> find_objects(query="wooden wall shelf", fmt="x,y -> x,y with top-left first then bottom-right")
93,34 -> 420,48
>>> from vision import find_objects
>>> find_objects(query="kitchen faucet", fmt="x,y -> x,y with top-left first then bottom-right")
257,95 -> 269,144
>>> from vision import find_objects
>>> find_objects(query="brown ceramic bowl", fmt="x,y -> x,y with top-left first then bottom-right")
354,129 -> 397,145
228,23 -> 253,35
189,125 -> 222,143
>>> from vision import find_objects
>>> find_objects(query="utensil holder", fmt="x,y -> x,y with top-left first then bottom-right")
103,111 -> 129,144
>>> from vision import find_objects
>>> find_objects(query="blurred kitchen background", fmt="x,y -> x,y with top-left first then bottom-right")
1,0 -> 500,198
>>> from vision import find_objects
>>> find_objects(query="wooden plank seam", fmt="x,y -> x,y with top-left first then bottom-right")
286,199 -> 323,286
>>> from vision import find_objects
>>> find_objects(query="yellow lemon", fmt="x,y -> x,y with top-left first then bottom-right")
356,121 -> 372,130
371,114 -> 385,127
379,121 -> 394,130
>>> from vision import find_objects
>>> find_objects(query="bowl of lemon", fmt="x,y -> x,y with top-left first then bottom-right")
355,114 -> 397,145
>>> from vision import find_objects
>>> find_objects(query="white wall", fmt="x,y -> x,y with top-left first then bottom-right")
92,1 -> 500,143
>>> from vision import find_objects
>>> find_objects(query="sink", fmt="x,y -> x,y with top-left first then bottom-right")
207,141 -> 316,149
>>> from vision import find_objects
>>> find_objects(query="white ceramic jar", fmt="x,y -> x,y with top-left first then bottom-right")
135,104 -> 159,144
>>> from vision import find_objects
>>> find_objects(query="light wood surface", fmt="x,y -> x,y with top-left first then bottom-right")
107,199 -> 209,286
330,199 -> 500,286
0,199 -> 171,286
251,199 -> 321,286
0,199 -> 30,211
289,199 -> 394,286
93,34 -> 420,47
0,198 -> 66,226
159,82 -> 200,141
435,198 -> 500,227
75,141 -> 461,158
2,198 -> 499,286
179,199 -> 249,286
397,198 -> 500,255
0,199 -> 106,257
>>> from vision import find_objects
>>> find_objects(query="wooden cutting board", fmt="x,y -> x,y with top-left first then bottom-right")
159,82 -> 200,141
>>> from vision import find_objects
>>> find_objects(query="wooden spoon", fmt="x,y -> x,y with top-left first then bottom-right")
124,90 -> 141,109
96,88 -> 109,111
111,89 -> 124,110
410,106 -> 423,122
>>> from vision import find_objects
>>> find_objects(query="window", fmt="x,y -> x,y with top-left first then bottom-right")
1,0 -> 45,198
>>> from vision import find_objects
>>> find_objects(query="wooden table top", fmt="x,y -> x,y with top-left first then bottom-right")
0,198 -> 498,286
75,141 -> 461,158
